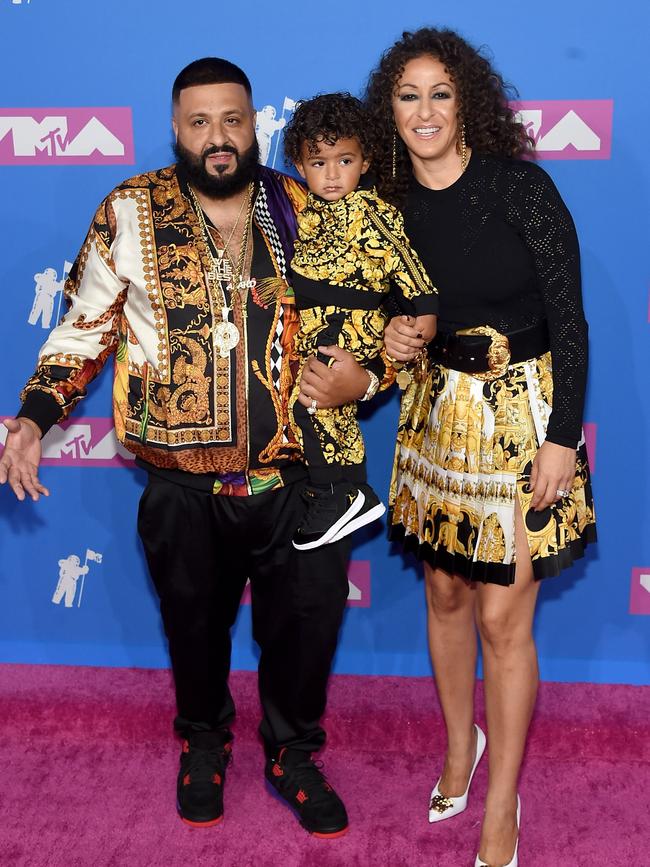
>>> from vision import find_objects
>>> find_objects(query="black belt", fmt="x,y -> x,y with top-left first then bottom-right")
428,321 -> 550,380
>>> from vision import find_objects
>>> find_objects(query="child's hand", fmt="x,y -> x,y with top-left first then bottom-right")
414,314 -> 437,343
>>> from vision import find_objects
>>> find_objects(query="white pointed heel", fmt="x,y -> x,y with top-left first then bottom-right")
428,724 -> 486,823
474,794 -> 520,867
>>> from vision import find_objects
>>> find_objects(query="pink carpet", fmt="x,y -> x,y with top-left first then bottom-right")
1,665 -> 648,866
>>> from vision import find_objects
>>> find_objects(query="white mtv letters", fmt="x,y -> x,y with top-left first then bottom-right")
0,116 -> 125,157
41,423 -> 134,461
52,549 -> 103,609
28,261 -> 72,329
255,98 -> 297,167
515,108 -> 601,152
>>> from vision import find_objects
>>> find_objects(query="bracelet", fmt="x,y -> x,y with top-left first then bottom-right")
360,370 -> 380,402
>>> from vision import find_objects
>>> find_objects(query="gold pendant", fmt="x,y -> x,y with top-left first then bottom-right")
396,368 -> 412,390
214,319 -> 240,358
208,258 -> 233,287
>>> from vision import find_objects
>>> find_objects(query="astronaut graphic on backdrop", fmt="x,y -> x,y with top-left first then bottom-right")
28,261 -> 73,329
255,98 -> 297,167
51,549 -> 103,608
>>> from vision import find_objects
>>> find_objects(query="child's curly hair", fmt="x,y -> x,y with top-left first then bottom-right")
283,92 -> 374,164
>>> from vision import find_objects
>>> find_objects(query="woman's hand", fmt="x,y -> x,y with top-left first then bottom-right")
415,313 -> 437,342
384,315 -> 428,362
529,440 -> 576,511
297,345 -> 370,410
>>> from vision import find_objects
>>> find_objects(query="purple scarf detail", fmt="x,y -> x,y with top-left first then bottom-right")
256,165 -> 301,269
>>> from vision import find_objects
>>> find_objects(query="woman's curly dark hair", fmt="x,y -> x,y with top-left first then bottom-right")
283,92 -> 375,165
365,27 -> 534,205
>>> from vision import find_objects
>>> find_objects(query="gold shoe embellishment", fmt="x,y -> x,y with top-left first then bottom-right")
429,793 -> 454,813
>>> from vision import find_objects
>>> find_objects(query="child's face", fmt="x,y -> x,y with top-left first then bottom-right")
295,136 -> 369,201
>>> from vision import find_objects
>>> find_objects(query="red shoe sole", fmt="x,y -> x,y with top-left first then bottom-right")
180,815 -> 224,828
310,826 -> 349,839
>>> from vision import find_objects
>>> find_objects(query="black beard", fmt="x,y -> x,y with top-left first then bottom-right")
173,136 -> 260,198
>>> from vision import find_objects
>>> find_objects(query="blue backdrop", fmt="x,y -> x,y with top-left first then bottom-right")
1,0 -> 648,684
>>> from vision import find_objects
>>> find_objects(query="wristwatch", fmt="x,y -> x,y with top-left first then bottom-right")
360,370 -> 380,402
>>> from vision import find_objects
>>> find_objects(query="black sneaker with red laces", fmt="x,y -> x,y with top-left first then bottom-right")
177,729 -> 233,827
264,747 -> 348,838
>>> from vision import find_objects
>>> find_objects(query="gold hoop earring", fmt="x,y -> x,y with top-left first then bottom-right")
392,132 -> 397,179
459,122 -> 468,172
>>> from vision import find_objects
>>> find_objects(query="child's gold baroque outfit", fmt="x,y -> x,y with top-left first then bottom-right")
290,189 -> 437,470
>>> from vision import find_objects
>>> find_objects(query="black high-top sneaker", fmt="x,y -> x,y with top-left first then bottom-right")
265,747 -> 348,838
292,482 -> 364,550
177,730 -> 233,827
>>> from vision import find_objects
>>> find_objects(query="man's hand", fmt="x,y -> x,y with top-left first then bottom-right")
297,345 -> 370,410
384,315 -> 427,362
529,440 -> 576,511
0,417 -> 49,502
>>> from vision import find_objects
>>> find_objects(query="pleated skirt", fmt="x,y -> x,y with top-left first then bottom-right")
388,352 -> 596,585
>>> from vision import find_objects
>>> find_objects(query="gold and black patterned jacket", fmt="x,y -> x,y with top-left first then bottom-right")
18,164 -> 319,495
292,188 -> 438,320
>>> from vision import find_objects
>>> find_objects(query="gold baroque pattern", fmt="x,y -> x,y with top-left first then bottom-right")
389,352 -> 596,583
292,189 -> 434,300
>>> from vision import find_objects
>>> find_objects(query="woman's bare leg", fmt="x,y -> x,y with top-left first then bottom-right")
475,503 -> 541,864
425,564 -> 479,797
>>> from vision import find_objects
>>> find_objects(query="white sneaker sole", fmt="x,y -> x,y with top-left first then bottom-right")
327,501 -> 386,544
293,489 -> 366,551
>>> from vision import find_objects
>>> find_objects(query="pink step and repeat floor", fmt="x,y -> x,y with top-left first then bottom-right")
0,0 -> 648,686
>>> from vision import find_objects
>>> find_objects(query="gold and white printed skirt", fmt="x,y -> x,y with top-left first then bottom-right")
388,352 -> 596,585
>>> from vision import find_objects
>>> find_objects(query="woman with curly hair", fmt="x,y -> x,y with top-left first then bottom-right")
366,27 -> 596,867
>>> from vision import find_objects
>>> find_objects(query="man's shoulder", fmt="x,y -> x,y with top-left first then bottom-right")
108,164 -> 179,197
257,165 -> 307,213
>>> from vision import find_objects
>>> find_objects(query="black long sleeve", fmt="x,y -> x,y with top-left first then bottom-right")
404,153 -> 588,447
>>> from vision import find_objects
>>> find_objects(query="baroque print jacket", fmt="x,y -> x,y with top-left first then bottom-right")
19,164 -> 318,495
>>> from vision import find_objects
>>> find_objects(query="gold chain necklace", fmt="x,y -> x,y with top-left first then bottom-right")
189,184 -> 254,357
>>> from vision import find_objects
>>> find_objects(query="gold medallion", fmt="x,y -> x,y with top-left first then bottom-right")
214,320 -> 240,357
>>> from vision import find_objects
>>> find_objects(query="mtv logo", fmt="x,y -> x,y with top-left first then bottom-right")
240,560 -> 371,607
40,418 -> 135,466
511,100 -> 613,160
1,417 -> 134,467
629,568 -> 650,615
0,108 -> 135,165
346,559 -> 371,607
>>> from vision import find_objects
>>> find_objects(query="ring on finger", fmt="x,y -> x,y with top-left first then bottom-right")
307,398 -> 318,415
556,488 -> 570,498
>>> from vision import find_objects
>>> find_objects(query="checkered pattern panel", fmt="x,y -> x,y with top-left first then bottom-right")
255,182 -> 288,279
256,181 -> 286,395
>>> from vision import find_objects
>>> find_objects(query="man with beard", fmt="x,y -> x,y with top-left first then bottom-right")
0,58 -> 381,838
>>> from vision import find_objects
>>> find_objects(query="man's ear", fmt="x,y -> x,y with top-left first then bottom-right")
172,118 -> 178,141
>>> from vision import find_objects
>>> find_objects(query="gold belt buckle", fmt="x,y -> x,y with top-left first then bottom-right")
456,325 -> 511,381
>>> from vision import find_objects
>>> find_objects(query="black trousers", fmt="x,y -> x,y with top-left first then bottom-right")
137,475 -> 352,753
